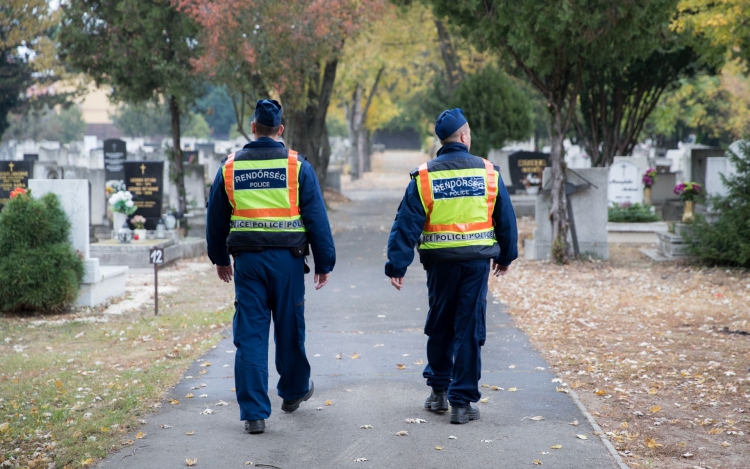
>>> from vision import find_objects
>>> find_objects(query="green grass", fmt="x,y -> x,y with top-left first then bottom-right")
0,264 -> 234,469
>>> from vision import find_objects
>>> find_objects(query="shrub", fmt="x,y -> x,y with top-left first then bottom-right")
684,141 -> 750,267
0,192 -> 84,313
607,202 -> 660,223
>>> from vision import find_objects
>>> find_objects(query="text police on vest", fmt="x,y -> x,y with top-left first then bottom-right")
234,169 -> 287,188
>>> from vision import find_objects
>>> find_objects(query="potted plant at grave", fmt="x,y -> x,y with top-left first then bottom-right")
674,181 -> 702,223
131,215 -> 147,241
642,168 -> 657,205
523,173 -> 541,196
108,188 -> 137,235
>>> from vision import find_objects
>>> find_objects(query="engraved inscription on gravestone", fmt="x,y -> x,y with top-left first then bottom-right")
507,151 -> 549,194
0,160 -> 33,209
607,160 -> 643,205
104,139 -> 127,181
124,161 -> 164,229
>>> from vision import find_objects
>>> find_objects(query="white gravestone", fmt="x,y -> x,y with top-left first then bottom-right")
608,160 -> 643,205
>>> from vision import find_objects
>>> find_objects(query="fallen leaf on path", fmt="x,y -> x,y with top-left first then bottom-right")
185,393 -> 194,398
509,365 -> 516,369
402,353 -> 410,357
594,389 -> 606,396
648,389 -> 658,395
200,408 -> 214,415
396,364 -> 406,370
682,453 -> 694,458
435,446 -> 443,450
508,387 -> 517,392
136,431 -> 146,439
81,458 -> 94,467
200,362 -> 210,367
325,400 -> 332,406
230,388 -> 236,392
576,434 -> 588,440
405,418 -> 427,424
556,387 -> 569,393
185,431 -> 195,436
569,420 -> 579,426
354,458 -> 369,462
480,398 -> 489,403
316,407 -> 323,410
481,439 -> 492,443
245,462 -> 253,465
482,383 -> 490,388
199,394 -> 208,398
350,352 -> 360,359
335,353 -> 342,360
645,436 -> 663,449
396,430 -> 408,436
532,460 -> 543,465
413,359 -> 424,365
492,386 -> 503,391
551,444 -> 562,449
374,344 -> 384,347
523,416 -> 544,421
448,435 -> 457,439
186,458 -> 197,466
360,425 -> 373,429
708,428 -> 724,435
721,441 -> 731,447
161,424 -> 172,429
649,406 -> 662,413
169,399 -> 179,405
199,370 -> 207,375
215,400 -> 229,406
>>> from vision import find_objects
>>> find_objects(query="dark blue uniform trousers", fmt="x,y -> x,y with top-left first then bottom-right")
422,258 -> 489,407
232,249 -> 311,421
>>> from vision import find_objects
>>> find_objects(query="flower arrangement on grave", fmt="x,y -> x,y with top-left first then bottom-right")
674,181 -> 702,223
109,189 -> 137,215
131,215 -> 146,229
9,187 -> 27,199
523,173 -> 541,188
674,181 -> 702,202
105,180 -> 125,196
642,168 -> 657,188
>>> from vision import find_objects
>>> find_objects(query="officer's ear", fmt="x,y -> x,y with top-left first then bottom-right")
277,124 -> 285,138
251,121 -> 257,136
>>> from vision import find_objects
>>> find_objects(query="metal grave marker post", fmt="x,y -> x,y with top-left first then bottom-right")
149,247 -> 164,315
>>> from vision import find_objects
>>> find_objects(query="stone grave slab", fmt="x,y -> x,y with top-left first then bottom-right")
0,160 -> 33,209
124,161 -> 164,229
104,139 -> 127,182
607,160 -> 642,205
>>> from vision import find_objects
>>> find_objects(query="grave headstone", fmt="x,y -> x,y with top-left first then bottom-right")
507,151 -> 549,195
23,154 -> 39,161
607,160 -> 643,205
124,161 -> 164,230
0,160 -> 33,209
104,139 -> 127,182
183,150 -> 199,164
705,157 -> 734,198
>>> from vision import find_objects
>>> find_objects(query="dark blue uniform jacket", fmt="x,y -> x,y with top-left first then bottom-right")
206,137 -> 336,275
385,142 -> 518,278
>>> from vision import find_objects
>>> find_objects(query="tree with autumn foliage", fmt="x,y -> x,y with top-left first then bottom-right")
59,0 -> 202,215
177,0 -> 384,189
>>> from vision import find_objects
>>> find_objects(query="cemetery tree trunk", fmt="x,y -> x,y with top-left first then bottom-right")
168,95 -> 187,214
284,59 -> 338,190
345,66 -> 384,180
434,19 -> 464,91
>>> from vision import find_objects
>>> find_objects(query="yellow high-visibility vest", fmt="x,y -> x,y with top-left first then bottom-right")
415,159 -> 498,251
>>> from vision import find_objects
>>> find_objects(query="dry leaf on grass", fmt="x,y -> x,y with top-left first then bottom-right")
81,458 -> 94,467
645,436 -> 663,448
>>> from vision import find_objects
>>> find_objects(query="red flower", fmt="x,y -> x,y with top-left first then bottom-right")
9,187 -> 27,199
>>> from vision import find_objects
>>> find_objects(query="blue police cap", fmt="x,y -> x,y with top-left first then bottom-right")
254,99 -> 282,127
434,108 -> 467,140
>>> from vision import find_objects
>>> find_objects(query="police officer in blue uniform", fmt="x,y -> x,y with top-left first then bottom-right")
385,108 -> 517,424
206,99 -> 336,434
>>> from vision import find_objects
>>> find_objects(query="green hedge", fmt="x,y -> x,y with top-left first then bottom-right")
0,192 -> 84,313
607,203 -> 660,223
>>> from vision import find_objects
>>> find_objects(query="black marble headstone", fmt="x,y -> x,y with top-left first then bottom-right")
0,160 -> 34,209
183,150 -> 198,164
507,151 -> 550,194
23,154 -> 39,161
104,139 -> 127,182
123,161 -> 164,229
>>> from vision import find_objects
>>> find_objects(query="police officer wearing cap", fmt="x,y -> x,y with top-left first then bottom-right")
206,99 -> 336,434
385,108 -> 517,424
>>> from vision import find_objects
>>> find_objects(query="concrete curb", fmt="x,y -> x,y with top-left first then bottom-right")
567,388 -> 631,469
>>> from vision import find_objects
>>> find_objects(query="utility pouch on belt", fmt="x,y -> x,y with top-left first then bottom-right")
290,244 -> 310,258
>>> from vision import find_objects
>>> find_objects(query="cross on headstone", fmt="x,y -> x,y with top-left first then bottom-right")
140,164 -> 147,175
8,162 -> 14,172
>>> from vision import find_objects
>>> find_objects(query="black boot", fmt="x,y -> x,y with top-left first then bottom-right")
424,389 -> 449,412
245,419 -> 265,434
281,380 -> 314,413
450,403 -> 480,424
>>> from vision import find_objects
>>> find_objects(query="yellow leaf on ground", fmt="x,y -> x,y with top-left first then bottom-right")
508,387 -> 517,392
435,446 -> 442,450
576,434 -> 588,440
480,398 -> 489,403
54,380 -> 63,390
413,359 -> 424,365
620,422 -> 628,429
199,370 -> 207,375
350,353 -> 360,359
169,399 -> 179,405
721,441 -> 731,447
594,389 -> 606,396
556,387 -> 569,393
645,436 -> 663,448
481,384 -> 490,388
709,428 -> 724,435
570,381 -> 582,389
648,389 -> 658,395
396,364 -> 406,370
186,458 -> 198,466
529,416 -> 544,421
396,430 -> 408,436
551,444 -> 562,449
136,431 -> 146,439
230,388 -> 236,392
200,362 -> 210,367
185,431 -> 195,436
81,458 -> 94,467
569,420 -> 579,426
325,400 -> 332,406
649,406 -> 662,413
185,393 -> 194,398
533,460 -> 543,465
0,422 -> 9,433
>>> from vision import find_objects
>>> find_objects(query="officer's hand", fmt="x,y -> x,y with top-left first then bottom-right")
390,277 -> 404,291
492,263 -> 510,277
314,273 -> 330,290
216,265 -> 233,283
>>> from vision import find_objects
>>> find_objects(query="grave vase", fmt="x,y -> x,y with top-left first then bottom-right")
682,200 -> 695,223
113,212 -> 127,232
644,187 -> 652,205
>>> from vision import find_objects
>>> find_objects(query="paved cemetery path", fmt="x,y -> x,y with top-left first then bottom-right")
98,155 -> 623,469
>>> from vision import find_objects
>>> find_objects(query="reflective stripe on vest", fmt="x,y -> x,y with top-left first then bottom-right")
222,149 -> 305,233
416,159 -> 497,250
